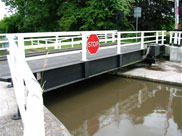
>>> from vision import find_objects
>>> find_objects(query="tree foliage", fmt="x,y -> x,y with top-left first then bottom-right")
131,0 -> 175,31
0,14 -> 18,33
1,0 -> 134,32
0,0 -> 176,33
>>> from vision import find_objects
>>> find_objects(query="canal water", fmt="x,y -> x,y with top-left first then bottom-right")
44,75 -> 182,136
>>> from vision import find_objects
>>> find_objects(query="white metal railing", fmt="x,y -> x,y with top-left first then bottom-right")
0,31 -> 117,53
117,30 -> 166,54
170,31 -> 182,46
7,35 -> 45,136
0,30 -> 166,60
0,34 -> 11,51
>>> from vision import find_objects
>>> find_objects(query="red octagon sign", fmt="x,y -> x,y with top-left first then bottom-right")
87,34 -> 99,54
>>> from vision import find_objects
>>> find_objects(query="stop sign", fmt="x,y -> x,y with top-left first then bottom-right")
87,34 -> 99,54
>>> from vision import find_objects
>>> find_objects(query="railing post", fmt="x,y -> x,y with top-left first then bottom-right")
55,35 -> 58,49
45,41 -> 48,50
178,32 -> 181,45
174,32 -> 178,45
161,31 -> 165,45
169,32 -> 173,44
112,32 -> 115,42
156,31 -> 159,44
38,40 -> 40,46
82,33 -> 87,61
18,35 -> 25,59
71,38 -> 74,48
141,32 -> 144,49
105,33 -> 107,43
59,41 -> 62,49
117,32 -> 121,54
31,39 -> 33,46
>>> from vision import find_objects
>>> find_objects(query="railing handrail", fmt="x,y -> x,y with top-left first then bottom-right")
0,30 -> 166,60
7,35 -> 45,136
169,31 -> 182,46
0,30 -> 117,38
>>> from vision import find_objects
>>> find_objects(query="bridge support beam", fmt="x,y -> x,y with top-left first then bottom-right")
39,50 -> 144,92
118,55 -> 123,68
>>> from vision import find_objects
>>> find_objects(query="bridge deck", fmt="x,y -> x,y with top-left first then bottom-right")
0,44 -> 141,81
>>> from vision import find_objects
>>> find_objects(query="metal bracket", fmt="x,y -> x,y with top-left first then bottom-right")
7,80 -> 13,88
12,107 -> 21,120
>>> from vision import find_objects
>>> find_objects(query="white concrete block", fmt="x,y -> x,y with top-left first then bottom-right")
170,46 -> 182,62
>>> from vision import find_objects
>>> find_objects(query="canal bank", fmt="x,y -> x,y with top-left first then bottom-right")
111,60 -> 182,86
0,81 -> 71,136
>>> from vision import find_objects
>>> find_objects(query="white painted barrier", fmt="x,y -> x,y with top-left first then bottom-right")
0,30 -> 166,61
169,31 -> 182,46
7,35 -> 45,136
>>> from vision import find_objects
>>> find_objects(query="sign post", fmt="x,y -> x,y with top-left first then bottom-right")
87,34 -> 99,54
175,0 -> 179,29
134,7 -> 142,42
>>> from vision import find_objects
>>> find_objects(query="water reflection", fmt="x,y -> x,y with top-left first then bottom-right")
44,75 -> 182,136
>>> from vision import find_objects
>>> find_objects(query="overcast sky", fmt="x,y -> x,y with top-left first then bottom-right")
0,1 -> 12,20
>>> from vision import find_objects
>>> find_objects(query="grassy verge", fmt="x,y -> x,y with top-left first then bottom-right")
0,50 -> 8,56
0,37 -> 3,48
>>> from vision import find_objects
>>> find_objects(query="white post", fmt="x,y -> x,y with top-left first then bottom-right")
59,41 -> 62,49
105,33 -> 107,43
174,32 -> 178,45
18,35 -> 25,59
112,32 -> 115,42
178,32 -> 181,45
31,39 -> 33,46
45,41 -> 48,50
156,31 -> 159,44
82,33 -> 87,61
175,0 -> 179,29
141,32 -> 144,49
161,31 -> 165,45
71,38 -> 74,48
55,35 -> 58,49
117,32 -> 121,54
8,36 -> 45,136
170,32 -> 173,44
38,40 -> 40,46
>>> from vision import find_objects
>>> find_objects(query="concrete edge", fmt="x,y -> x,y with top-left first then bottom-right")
111,72 -> 182,87
43,106 -> 72,136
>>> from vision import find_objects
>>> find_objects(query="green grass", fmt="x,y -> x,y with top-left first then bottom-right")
0,50 -> 8,56
24,40 -> 46,46
121,39 -> 141,44
0,38 -> 116,56
74,44 -> 82,48
25,41 -> 31,46
0,37 -> 3,47
25,47 -> 47,53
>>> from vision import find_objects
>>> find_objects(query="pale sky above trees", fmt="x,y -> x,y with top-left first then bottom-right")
0,1 -> 14,20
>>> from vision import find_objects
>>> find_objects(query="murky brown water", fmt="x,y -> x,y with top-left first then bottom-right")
44,75 -> 182,136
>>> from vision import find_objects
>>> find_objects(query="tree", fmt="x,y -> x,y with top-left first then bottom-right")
131,0 -> 174,31
0,14 -> 18,33
58,0 -> 135,31
2,0 -> 134,32
2,0 -> 60,32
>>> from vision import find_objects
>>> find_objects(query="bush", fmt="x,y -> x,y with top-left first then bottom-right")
0,14 -> 18,33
